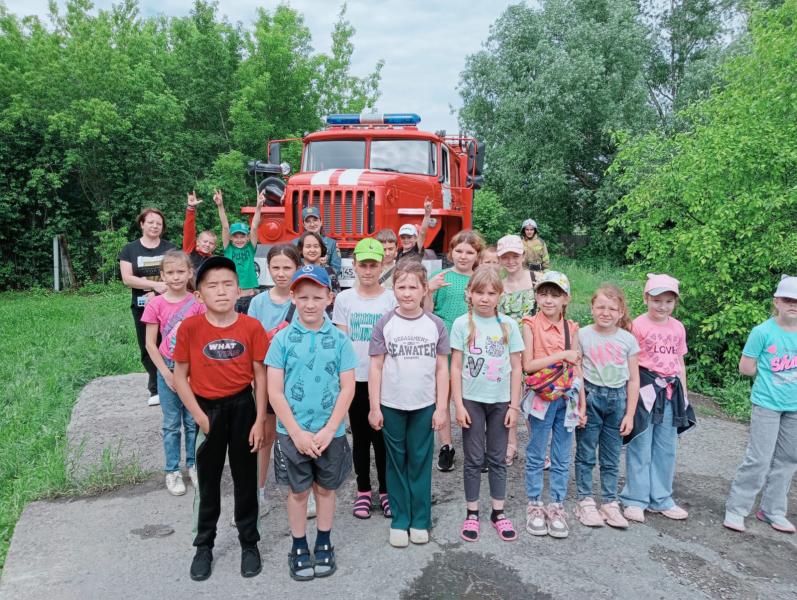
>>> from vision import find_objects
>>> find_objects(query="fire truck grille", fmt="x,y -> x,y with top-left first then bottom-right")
291,189 -> 376,237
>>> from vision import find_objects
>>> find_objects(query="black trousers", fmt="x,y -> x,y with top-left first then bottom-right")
348,381 -> 387,494
131,305 -> 158,395
193,387 -> 259,549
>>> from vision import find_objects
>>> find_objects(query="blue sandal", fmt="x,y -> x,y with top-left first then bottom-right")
313,543 -> 336,578
289,547 -> 314,581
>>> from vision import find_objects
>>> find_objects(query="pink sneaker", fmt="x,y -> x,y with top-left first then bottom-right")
623,505 -> 645,523
658,505 -> 689,520
600,501 -> 629,529
756,510 -> 796,533
574,498 -> 605,527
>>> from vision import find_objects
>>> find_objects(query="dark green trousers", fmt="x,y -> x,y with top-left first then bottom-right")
382,404 -> 435,530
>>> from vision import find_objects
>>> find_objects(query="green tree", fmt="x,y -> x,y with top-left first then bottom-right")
610,0 -> 797,382
458,0 -> 654,244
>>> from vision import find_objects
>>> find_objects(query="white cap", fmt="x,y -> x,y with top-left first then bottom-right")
522,218 -> 537,230
774,275 -> 797,300
399,224 -> 418,237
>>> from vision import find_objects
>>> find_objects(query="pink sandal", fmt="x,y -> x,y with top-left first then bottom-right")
353,491 -> 372,519
492,515 -> 518,541
460,516 -> 480,542
379,493 -> 392,518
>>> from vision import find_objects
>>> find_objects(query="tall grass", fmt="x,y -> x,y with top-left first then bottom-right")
551,257 -> 643,325
0,283 -> 141,569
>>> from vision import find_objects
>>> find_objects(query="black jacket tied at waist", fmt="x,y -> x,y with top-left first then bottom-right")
623,366 -> 696,445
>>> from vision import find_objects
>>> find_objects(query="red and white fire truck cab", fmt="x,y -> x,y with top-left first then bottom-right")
242,112 -> 484,282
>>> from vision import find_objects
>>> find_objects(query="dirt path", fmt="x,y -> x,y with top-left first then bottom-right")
0,374 -> 795,600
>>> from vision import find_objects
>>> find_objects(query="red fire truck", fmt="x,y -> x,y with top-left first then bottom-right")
242,112 -> 484,282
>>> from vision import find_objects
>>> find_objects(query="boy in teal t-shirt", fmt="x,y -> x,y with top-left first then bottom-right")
214,188 -> 262,312
266,264 -> 356,581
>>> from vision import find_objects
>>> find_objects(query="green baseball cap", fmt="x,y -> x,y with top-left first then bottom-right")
229,222 -> 250,236
353,238 -> 384,262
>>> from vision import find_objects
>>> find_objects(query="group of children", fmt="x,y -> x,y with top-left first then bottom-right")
136,196 -> 797,583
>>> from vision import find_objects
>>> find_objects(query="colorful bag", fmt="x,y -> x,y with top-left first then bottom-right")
523,320 -> 574,402
266,303 -> 296,342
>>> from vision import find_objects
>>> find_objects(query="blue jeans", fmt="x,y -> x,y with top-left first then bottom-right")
620,399 -> 677,510
575,383 -> 626,502
525,397 -> 574,503
157,366 -> 196,473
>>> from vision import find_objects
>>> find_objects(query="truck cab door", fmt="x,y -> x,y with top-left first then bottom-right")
440,145 -> 451,209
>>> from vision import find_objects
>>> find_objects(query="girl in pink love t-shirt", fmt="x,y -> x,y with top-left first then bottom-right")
620,274 -> 696,524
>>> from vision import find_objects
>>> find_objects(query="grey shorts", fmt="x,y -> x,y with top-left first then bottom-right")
275,433 -> 353,493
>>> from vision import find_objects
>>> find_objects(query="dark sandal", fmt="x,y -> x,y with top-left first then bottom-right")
353,492 -> 372,519
379,493 -> 392,518
313,543 -> 336,578
288,547 -> 314,581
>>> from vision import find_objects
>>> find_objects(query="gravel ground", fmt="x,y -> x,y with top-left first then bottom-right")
1,374 -> 795,600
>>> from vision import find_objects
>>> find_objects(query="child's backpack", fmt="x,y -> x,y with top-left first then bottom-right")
266,303 -> 296,342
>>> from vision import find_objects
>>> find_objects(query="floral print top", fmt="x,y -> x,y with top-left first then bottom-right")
499,287 -> 536,325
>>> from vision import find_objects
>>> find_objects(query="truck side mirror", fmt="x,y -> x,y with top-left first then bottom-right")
466,141 -> 485,177
268,143 -> 281,165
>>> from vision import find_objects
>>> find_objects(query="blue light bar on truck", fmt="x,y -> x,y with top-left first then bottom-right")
325,113 -> 421,126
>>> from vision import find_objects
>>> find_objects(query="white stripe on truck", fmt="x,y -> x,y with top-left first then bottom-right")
338,169 -> 367,185
310,169 -> 337,185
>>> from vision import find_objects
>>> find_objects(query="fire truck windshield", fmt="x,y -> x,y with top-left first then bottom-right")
302,139 -> 436,175
303,140 -> 366,171
370,140 -> 435,175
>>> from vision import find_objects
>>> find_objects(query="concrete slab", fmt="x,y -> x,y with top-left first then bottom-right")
2,375 -> 796,599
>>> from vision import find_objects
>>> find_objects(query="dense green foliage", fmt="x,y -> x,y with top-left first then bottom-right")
458,0 -> 742,255
610,0 -> 797,383
0,0 -> 381,289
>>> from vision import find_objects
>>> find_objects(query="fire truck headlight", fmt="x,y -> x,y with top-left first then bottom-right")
280,162 -> 292,176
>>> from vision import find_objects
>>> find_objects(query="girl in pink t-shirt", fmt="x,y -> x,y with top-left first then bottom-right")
620,273 -> 693,523
142,250 -> 206,496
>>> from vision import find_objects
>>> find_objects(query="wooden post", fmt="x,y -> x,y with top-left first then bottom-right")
58,234 -> 76,289
53,236 -> 60,292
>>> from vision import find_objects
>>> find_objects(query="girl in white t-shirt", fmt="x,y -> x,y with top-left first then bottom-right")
574,284 -> 639,529
451,267 -> 524,543
368,260 -> 450,548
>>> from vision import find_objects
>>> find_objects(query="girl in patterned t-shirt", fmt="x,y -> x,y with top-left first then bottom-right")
426,229 -> 484,472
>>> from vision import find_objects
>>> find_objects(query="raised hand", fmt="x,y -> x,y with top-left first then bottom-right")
256,190 -> 266,208
424,197 -> 433,214
187,190 -> 202,208
213,189 -> 223,206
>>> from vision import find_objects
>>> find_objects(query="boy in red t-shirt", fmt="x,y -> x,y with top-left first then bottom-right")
173,256 -> 268,582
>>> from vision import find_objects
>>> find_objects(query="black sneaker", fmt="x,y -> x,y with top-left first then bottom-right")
190,546 -> 213,581
241,545 -> 262,578
437,445 -> 455,472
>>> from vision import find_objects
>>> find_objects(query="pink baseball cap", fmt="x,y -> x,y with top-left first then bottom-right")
496,234 -> 524,256
644,273 -> 680,297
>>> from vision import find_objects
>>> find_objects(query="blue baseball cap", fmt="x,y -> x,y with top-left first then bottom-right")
229,222 -> 250,235
302,206 -> 321,221
290,264 -> 331,290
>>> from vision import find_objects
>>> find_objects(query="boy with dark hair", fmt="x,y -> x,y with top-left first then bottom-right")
375,229 -> 398,289
173,256 -> 268,582
267,264 -> 356,581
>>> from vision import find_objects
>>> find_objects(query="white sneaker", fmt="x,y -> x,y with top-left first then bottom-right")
165,471 -> 185,496
389,528 -> 409,547
409,528 -> 429,544
306,491 -> 317,519
188,466 -> 198,489
148,394 -> 160,407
